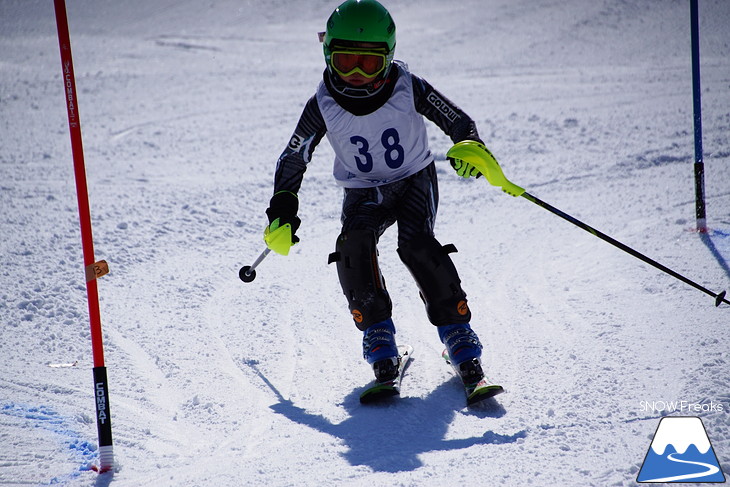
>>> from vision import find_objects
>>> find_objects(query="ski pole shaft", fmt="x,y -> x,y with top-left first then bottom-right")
239,248 -> 271,283
248,248 -> 271,273
521,191 -> 729,307
445,140 -> 728,307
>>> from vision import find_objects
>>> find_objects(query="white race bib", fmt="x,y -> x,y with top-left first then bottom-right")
316,62 -> 434,188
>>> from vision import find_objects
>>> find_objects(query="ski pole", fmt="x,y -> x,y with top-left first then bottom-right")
520,191 -> 728,307
239,247 -> 271,283
447,141 -> 730,307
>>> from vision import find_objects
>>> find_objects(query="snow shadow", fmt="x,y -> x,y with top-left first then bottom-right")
699,229 -> 730,282
94,472 -> 115,487
267,381 -> 525,473
0,403 -> 101,485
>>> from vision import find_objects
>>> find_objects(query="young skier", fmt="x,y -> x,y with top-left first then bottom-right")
264,0 -> 497,393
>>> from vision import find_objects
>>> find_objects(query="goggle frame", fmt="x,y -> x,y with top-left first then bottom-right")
330,48 -> 388,79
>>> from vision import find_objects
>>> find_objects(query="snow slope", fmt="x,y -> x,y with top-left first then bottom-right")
1,0 -> 729,485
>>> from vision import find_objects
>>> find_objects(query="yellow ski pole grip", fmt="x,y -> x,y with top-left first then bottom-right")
263,222 -> 294,256
446,140 -> 525,197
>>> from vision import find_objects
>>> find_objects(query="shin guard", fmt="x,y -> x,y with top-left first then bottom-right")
397,234 -> 471,326
329,230 -> 392,331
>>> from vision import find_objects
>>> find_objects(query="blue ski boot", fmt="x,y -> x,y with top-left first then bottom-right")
362,318 -> 399,383
439,323 -> 484,384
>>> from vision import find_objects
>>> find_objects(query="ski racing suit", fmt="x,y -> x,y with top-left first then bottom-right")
272,61 -> 483,331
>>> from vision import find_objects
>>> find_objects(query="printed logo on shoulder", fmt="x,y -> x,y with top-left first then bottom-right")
427,91 -> 460,122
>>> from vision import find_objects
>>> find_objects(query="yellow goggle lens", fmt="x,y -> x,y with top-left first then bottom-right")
331,50 -> 387,79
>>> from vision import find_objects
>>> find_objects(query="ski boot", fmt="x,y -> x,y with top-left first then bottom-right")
362,318 -> 400,383
440,323 -> 504,404
439,323 -> 484,385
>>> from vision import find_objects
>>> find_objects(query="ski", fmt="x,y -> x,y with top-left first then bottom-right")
359,345 -> 413,404
442,349 -> 504,406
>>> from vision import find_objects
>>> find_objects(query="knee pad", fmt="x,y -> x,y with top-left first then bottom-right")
397,234 -> 471,326
328,230 -> 392,331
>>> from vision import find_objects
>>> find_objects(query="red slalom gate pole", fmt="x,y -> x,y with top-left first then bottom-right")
53,0 -> 114,473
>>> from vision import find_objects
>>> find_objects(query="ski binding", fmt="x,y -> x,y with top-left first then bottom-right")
359,345 -> 413,404
442,349 -> 504,406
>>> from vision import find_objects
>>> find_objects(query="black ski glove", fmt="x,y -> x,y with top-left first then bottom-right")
265,191 -> 301,244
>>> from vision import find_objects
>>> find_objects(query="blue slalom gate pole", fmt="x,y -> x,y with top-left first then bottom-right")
690,0 -> 707,233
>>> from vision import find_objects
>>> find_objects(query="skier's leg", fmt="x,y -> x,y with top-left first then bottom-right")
398,235 -> 484,381
330,187 -> 400,381
394,164 -> 470,325
395,164 -> 484,374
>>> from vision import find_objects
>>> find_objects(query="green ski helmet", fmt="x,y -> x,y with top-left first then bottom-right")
323,0 -> 396,78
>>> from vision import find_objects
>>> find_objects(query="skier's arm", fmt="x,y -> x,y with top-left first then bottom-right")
265,95 -> 327,255
273,95 -> 327,194
412,74 -> 482,144
412,75 -> 490,179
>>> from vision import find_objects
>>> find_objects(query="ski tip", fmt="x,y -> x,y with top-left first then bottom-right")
466,384 -> 505,406
441,349 -> 452,364
359,384 -> 400,404
399,344 -> 414,358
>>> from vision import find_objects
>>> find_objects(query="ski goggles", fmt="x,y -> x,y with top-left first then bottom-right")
331,49 -> 388,78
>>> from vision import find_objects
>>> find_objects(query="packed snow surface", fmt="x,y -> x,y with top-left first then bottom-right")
1,0 -> 729,485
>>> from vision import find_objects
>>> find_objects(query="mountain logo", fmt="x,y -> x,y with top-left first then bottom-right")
637,416 -> 726,483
